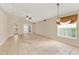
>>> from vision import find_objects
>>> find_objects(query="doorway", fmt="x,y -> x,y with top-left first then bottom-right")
23,24 -> 32,33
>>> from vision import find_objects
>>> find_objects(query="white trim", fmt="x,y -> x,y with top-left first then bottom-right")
57,34 -> 77,39
57,23 -> 76,28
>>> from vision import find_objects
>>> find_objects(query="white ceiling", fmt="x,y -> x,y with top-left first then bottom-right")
0,3 -> 79,22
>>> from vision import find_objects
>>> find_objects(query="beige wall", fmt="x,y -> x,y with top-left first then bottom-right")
0,7 -> 33,45
6,11 -> 33,36
32,23 -> 36,33
34,11 -> 79,47
6,13 -> 24,35
0,7 -> 8,45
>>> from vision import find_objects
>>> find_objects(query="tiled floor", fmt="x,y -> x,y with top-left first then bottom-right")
0,33 -> 79,55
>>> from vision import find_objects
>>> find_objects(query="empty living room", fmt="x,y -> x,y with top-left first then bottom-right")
0,2 -> 79,57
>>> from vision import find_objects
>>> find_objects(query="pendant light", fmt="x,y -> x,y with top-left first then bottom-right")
56,3 -> 60,25
57,3 -> 59,19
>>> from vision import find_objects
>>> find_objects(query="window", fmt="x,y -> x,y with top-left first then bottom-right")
56,14 -> 77,39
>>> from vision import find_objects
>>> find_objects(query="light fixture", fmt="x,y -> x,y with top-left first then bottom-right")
26,16 -> 29,18
57,3 -> 59,19
29,17 -> 32,19
43,19 -> 47,22
25,15 -> 32,20
56,3 -> 60,25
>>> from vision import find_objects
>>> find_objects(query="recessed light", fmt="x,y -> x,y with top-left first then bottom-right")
26,16 -> 29,18
29,17 -> 32,19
